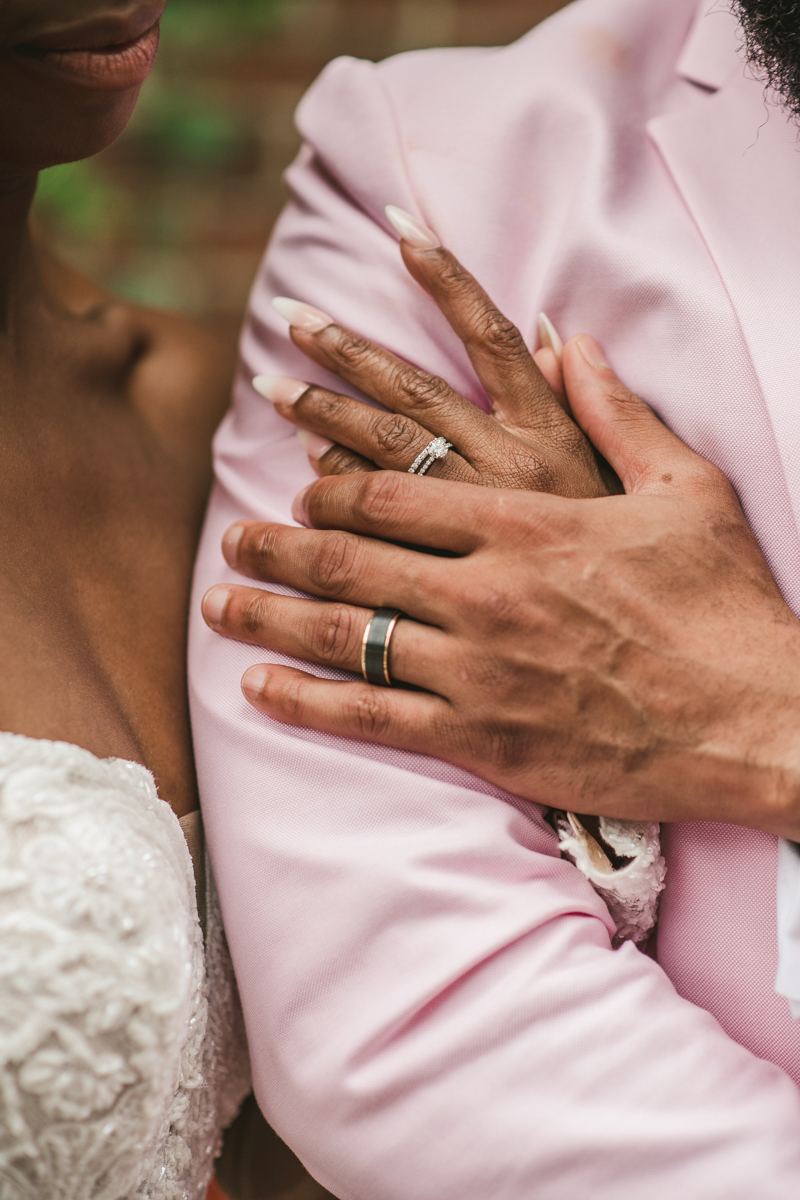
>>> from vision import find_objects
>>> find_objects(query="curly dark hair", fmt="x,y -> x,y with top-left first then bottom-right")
733,2 -> 800,117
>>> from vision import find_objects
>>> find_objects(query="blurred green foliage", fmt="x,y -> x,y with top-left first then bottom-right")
161,0 -> 285,43
128,84 -> 257,170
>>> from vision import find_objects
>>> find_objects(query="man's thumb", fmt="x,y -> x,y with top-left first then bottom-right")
562,334 -> 696,495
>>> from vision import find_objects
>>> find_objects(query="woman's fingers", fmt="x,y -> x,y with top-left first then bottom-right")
401,241 -> 558,433
239,662 -> 452,750
256,377 -> 478,482
202,584 -> 450,692
269,287 -> 606,500
388,214 -> 569,438
272,303 -> 498,457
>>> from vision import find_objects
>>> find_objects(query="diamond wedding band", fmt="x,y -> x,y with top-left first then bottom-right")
408,436 -> 453,476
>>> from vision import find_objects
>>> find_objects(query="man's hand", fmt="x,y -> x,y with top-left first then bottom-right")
203,336 -> 800,840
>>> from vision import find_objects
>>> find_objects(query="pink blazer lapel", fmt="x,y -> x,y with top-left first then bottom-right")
649,11 -> 800,536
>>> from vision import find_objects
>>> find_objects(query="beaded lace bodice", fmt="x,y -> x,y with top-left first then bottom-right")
554,813 -> 666,946
0,733 -> 251,1200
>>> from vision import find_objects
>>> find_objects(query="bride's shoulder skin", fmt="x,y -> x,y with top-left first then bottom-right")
0,0 -> 234,816
36,246 -> 236,461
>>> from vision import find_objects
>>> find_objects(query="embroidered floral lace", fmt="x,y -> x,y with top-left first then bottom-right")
0,733 -> 251,1200
555,813 -> 666,946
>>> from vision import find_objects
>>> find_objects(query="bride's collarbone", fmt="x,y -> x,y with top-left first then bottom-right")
0,299 -> 223,817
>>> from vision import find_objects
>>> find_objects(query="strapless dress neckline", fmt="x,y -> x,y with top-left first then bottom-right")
0,730 -> 250,1200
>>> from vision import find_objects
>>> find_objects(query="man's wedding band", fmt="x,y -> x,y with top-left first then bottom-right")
408,436 -> 452,476
361,608 -> 404,687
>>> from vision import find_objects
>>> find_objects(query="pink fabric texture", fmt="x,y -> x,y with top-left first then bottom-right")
189,0 -> 800,1194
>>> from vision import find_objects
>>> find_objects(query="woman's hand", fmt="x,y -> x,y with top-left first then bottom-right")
203,337 -> 800,841
254,207 -> 616,499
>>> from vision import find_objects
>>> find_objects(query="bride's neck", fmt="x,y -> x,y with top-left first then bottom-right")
0,171 -> 40,331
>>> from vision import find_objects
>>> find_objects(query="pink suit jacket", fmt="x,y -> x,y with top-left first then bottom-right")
189,0 -> 800,1194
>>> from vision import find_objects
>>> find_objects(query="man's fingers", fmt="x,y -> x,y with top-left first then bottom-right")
202,584 -> 450,691
222,511 -> 457,622
240,662 -> 452,749
399,240 -> 572,439
563,335 -> 724,497
290,471 -> 501,553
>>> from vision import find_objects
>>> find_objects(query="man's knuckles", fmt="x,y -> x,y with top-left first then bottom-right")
234,523 -> 285,578
222,590 -> 368,673
304,602 -> 365,667
229,516 -> 371,599
306,470 -> 412,534
602,380 -> 648,416
304,530 -> 367,597
348,683 -> 395,740
236,590 -> 276,639
251,666 -> 308,722
205,585 -> 279,644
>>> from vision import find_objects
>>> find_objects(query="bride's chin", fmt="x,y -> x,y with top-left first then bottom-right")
0,72 -> 142,172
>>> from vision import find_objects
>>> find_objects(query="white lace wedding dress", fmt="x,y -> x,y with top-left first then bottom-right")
0,732 -> 251,1200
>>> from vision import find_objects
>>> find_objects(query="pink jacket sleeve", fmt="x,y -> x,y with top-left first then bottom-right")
189,23 -> 800,1200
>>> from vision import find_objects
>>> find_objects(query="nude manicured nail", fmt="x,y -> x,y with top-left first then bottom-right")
576,333 -> 610,369
538,312 -> 564,362
202,586 -> 231,628
292,484 -> 313,526
253,374 -> 310,404
297,429 -> 334,459
272,297 -> 334,332
242,666 -> 269,702
222,522 -> 246,564
385,205 -> 441,250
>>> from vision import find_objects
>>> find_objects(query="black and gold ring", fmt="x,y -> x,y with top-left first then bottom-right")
361,608 -> 404,687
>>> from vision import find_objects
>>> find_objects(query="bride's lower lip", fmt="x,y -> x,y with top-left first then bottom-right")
13,21 -> 160,91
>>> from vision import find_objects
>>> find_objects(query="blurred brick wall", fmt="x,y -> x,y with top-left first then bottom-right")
35,0 -> 570,333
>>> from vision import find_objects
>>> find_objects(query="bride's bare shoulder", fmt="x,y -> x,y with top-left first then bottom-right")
36,245 -> 237,464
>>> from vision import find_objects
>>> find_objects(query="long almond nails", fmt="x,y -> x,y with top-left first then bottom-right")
385,205 -> 441,250
538,312 -> 564,362
297,429 -> 334,460
272,298 -> 334,332
253,374 -> 309,404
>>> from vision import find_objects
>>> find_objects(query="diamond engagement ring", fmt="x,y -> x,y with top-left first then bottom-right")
408,436 -> 453,476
